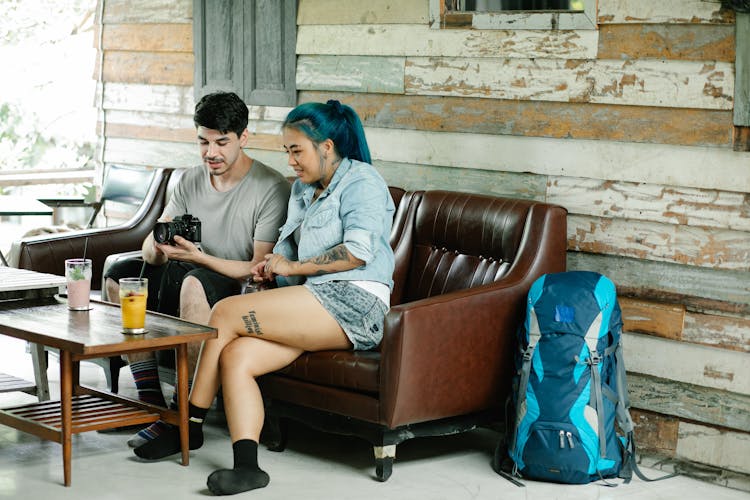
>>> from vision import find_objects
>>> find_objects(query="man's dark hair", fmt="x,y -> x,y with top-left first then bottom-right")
193,91 -> 249,137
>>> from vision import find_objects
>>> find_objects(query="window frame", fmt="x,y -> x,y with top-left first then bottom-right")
429,0 -> 598,30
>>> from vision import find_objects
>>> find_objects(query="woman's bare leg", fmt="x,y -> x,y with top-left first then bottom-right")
189,285 -> 350,409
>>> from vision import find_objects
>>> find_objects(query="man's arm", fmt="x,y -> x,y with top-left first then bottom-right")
141,231 -> 168,266
157,237 -> 275,280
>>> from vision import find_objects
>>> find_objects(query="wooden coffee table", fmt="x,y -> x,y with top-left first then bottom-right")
0,297 -> 217,486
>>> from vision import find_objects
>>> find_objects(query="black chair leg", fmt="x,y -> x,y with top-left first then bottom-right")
108,356 -> 125,393
374,444 -> 396,482
262,416 -> 288,452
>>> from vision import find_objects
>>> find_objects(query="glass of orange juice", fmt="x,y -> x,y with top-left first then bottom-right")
119,277 -> 148,334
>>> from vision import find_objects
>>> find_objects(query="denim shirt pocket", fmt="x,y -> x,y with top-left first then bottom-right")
301,206 -> 343,257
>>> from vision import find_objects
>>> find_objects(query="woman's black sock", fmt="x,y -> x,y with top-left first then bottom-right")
133,402 -> 207,460
206,440 -> 270,495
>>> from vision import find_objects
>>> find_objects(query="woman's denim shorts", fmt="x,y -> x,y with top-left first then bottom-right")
304,281 -> 388,350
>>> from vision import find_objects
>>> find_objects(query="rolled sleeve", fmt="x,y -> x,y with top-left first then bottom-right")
344,228 -> 374,263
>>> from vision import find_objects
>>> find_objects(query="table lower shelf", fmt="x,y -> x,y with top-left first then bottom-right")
0,394 -> 160,441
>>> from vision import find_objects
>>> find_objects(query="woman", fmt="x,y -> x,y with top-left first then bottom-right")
134,100 -> 395,496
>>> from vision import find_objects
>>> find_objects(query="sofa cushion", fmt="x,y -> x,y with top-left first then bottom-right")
273,350 -> 381,394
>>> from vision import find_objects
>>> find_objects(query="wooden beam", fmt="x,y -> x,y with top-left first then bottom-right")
101,82 -> 195,115
631,409 -> 679,456
103,0 -> 192,24
620,297 -> 685,340
597,0 -> 734,25
363,127 -> 750,193
629,373 -> 750,432
102,24 -> 192,52
568,252 -> 750,316
598,24 -> 735,62
296,55 -> 405,94
102,51 -> 193,86
567,214 -> 750,271
623,332 -> 750,394
298,91 -> 733,147
296,24 -> 597,59
403,56 -> 734,110
548,176 -> 749,232
297,0 -> 428,25
734,13 -> 750,152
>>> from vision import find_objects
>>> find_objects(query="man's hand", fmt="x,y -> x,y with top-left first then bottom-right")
259,253 -> 297,278
155,235 -> 204,264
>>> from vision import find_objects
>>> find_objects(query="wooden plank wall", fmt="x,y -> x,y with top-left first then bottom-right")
96,0 -> 750,486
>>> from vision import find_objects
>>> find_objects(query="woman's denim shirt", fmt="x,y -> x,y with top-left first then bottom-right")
273,158 -> 395,289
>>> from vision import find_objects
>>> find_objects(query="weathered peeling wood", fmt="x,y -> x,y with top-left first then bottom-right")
683,312 -> 750,354
296,24 -> 597,59
568,253 -> 750,316
471,10 -> 597,31
677,421 -> 750,475
105,109 -> 194,130
102,122 -> 196,143
299,91 -> 733,147
628,374 -> 750,433
365,127 -> 750,193
735,13 -> 750,127
103,51 -> 193,85
102,82 -> 195,115
104,138 -> 198,169
597,0 -> 734,25
375,161 -> 547,200
296,56 -> 405,94
297,0 -> 428,25
103,0 -> 192,24
623,332 -> 750,395
620,297 -> 685,340
404,57 -> 734,110
630,409 -> 679,456
598,24 -> 735,62
103,24 -> 193,52
567,214 -> 750,271
548,177 -> 750,232
736,126 -> 750,151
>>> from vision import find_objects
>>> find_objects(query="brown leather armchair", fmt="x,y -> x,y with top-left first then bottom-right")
9,168 -> 176,291
258,190 -> 568,481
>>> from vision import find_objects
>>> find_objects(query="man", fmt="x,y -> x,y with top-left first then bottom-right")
104,91 -> 290,447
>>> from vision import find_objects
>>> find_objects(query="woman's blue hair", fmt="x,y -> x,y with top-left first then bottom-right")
282,100 -> 371,164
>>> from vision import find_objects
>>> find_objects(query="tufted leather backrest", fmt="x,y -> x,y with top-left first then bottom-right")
396,191 -> 545,304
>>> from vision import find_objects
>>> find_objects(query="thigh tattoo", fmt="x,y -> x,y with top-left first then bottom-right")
241,310 -> 263,335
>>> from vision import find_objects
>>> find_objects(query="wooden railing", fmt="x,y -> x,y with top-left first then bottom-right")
0,168 -> 96,188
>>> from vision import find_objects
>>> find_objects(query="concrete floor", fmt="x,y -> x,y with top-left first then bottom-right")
0,336 -> 748,500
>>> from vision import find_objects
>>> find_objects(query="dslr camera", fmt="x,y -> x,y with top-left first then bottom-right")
153,214 -> 202,244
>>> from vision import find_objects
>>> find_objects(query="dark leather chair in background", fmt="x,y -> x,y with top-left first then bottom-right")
258,190 -> 568,481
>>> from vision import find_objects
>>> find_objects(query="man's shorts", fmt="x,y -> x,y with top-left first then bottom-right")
104,257 -> 242,316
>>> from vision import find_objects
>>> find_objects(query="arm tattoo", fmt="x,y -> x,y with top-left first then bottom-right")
304,244 -> 354,276
241,310 -> 263,335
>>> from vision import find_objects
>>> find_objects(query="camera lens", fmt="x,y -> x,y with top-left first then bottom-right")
153,223 -> 172,244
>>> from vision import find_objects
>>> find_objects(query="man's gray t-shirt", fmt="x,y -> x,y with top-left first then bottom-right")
162,160 -> 290,262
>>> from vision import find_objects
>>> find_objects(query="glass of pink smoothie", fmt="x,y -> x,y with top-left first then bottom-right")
65,258 -> 92,311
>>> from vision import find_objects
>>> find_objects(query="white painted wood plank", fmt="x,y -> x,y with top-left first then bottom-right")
102,82 -> 195,115
598,0 -> 730,25
472,11 -> 596,30
365,127 -> 750,193
296,56 -> 405,94
677,422 -> 750,474
296,24 -> 598,59
548,177 -> 750,232
568,214 -> 750,271
623,332 -> 750,395
405,57 -> 734,110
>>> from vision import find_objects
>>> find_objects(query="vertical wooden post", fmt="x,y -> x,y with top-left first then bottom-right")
734,11 -> 750,151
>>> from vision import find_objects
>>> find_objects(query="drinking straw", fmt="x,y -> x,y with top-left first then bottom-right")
82,236 -> 89,261
139,259 -> 147,279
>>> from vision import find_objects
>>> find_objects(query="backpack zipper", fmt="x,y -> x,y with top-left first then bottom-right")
559,430 -> 565,448
566,431 -> 575,448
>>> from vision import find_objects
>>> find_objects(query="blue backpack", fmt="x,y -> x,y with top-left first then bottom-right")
506,271 -> 637,484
